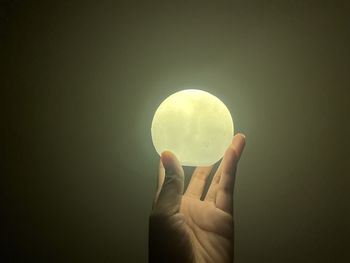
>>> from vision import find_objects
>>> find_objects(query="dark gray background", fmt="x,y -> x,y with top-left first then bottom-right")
2,1 -> 349,262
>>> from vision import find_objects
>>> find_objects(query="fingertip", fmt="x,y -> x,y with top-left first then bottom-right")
160,150 -> 175,165
223,133 -> 246,166
161,150 -> 173,158
233,133 -> 246,149
160,151 -> 182,173
235,133 -> 246,142
237,133 -> 246,139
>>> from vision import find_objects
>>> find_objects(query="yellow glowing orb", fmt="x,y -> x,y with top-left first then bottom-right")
151,89 -> 234,166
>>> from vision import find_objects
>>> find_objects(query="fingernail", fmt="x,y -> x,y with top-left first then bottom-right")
239,133 -> 246,139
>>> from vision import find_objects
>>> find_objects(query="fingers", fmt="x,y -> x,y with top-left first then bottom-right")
153,151 -> 184,215
215,133 -> 246,214
184,165 -> 213,199
153,159 -> 165,206
204,160 -> 223,203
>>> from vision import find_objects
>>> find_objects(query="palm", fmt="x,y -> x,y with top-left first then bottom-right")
149,134 -> 245,263
176,196 -> 234,262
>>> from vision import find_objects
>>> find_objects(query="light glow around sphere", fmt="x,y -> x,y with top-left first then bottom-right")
151,89 -> 234,166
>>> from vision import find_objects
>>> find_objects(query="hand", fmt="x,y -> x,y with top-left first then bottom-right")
149,134 -> 246,263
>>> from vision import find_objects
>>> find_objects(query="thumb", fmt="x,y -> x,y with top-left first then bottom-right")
153,151 -> 184,215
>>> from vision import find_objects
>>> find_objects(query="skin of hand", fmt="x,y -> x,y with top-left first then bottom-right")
149,133 -> 246,263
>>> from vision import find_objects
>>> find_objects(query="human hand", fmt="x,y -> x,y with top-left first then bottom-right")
149,134 -> 246,263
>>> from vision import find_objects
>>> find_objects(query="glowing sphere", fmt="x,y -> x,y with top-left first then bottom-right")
151,89 -> 234,166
